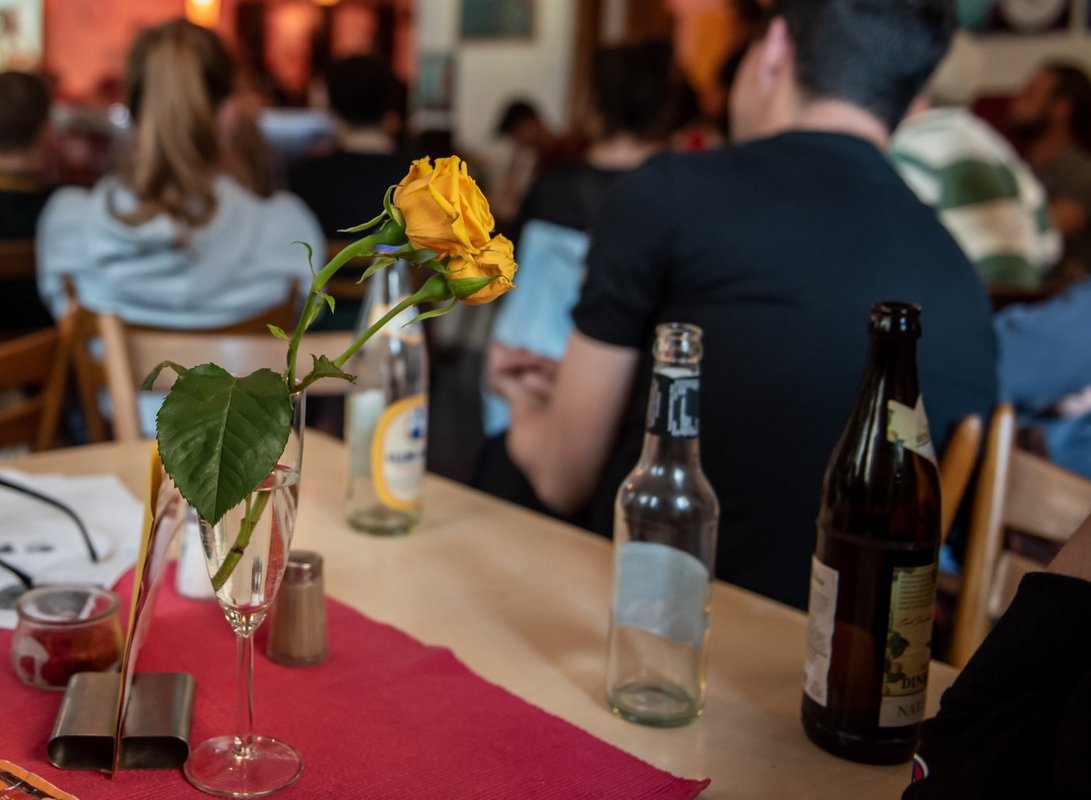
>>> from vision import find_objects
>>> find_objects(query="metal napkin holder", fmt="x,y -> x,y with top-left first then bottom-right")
48,671 -> 194,770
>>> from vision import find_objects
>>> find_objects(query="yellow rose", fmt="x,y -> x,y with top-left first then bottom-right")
446,235 -> 518,305
392,156 -> 495,257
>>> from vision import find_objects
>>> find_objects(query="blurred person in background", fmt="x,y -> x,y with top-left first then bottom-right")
0,69 -> 54,331
0,70 -> 52,239
288,54 -> 409,238
492,0 -> 997,609
995,275 -> 1091,479
475,40 -> 683,507
36,18 -> 320,331
490,98 -> 581,239
891,33 -> 1060,290
1008,61 -> 1091,279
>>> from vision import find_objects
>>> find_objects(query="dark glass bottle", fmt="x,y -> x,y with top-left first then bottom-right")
801,302 -> 941,764
605,323 -> 719,727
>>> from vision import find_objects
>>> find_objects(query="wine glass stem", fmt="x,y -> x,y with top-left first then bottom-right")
235,630 -> 256,755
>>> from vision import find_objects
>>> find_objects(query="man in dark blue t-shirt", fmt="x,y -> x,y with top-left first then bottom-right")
492,0 -> 997,608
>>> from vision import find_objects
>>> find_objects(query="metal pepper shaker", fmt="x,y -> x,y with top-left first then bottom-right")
266,550 -> 327,666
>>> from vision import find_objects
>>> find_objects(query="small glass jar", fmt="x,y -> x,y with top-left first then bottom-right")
11,585 -> 123,691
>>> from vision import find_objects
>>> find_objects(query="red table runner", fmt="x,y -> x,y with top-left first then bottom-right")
2,568 -> 710,799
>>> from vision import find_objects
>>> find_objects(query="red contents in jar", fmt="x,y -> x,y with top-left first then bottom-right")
32,623 -> 122,687
12,587 -> 123,690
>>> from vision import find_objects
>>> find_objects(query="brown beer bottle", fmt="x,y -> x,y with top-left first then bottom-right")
800,302 -> 941,764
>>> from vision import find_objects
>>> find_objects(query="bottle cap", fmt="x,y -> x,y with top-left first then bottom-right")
284,550 -> 322,583
870,302 -> 922,337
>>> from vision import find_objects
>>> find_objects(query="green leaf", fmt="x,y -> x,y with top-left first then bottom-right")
382,184 -> 405,228
297,355 -> 356,392
293,240 -> 316,275
319,292 -> 335,315
447,274 -> 498,300
424,258 -> 453,275
403,248 -> 438,265
301,299 -> 324,331
338,209 -> 388,234
141,360 -> 189,391
359,256 -> 396,282
267,325 -> 289,340
155,365 -> 293,526
408,298 -> 458,324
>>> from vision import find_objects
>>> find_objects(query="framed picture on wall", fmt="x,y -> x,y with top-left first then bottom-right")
962,0 -> 1074,34
460,0 -> 535,40
0,0 -> 43,70
418,52 -> 454,111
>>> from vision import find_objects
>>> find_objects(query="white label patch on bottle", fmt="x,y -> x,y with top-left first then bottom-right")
613,541 -> 709,646
803,556 -> 839,707
370,394 -> 427,511
886,396 -> 937,466
879,562 -> 936,728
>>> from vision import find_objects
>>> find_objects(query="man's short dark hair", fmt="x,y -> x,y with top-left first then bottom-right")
325,55 -> 394,128
0,71 -> 49,154
1044,61 -> 1091,150
593,40 -> 681,140
495,99 -> 539,136
774,0 -> 955,132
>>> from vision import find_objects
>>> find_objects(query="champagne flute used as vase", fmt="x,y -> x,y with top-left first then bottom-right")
184,395 -> 305,798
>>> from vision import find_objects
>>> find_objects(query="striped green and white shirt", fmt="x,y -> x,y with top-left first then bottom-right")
890,107 -> 1060,289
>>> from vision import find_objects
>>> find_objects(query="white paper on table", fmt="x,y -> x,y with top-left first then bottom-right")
0,469 -> 143,629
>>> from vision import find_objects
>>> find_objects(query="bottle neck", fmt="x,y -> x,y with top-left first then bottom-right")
856,335 -> 921,410
638,366 -> 702,464
368,259 -> 412,305
359,260 -> 421,337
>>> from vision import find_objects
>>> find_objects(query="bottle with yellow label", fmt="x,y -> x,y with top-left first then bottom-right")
801,301 -> 941,764
345,259 -> 428,535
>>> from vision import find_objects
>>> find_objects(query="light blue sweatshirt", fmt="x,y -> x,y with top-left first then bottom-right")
37,173 -> 323,327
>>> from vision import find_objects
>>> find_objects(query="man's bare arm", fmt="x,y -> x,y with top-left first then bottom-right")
496,331 -> 639,515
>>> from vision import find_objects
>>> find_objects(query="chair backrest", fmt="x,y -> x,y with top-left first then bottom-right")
64,278 -> 303,443
97,313 -> 355,442
938,413 -> 983,544
949,403 -> 1091,666
0,238 -> 36,280
0,307 -> 75,451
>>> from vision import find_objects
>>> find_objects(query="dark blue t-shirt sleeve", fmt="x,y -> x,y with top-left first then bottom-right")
572,156 -> 676,349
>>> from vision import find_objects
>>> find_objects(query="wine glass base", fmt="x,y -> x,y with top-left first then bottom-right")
185,734 -> 303,798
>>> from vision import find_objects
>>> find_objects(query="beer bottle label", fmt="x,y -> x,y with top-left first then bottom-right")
613,541 -> 709,646
802,556 -> 838,707
886,396 -> 937,466
879,562 -> 937,728
370,394 -> 428,511
647,370 -> 699,438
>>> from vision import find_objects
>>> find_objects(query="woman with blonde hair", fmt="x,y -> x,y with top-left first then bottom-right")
36,19 -> 321,328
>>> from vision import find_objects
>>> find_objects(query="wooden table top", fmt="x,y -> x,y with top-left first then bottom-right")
6,432 -> 958,799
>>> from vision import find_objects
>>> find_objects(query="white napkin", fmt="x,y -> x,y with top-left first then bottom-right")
0,469 -> 143,629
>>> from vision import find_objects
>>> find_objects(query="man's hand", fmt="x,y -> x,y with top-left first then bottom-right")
487,342 -> 558,402
501,332 -> 639,515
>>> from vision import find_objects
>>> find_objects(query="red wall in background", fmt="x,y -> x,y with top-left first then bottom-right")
43,0 -> 410,105
43,0 -> 243,102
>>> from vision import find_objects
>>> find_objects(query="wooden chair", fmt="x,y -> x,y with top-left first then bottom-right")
65,279 -> 302,443
96,313 -> 354,442
0,307 -> 76,451
949,403 -> 1091,666
0,238 -> 36,280
939,413 -> 983,543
